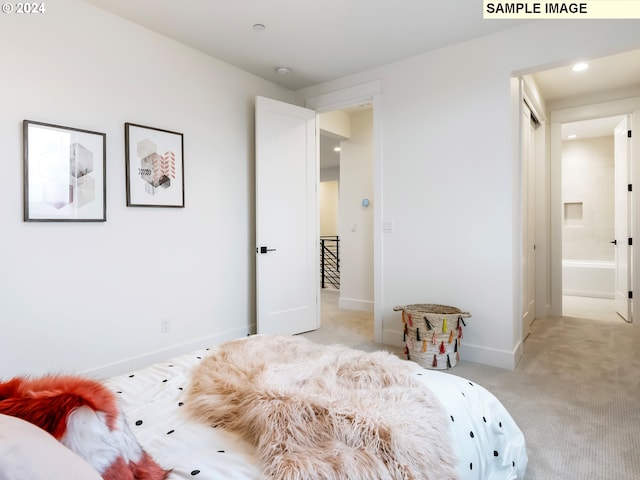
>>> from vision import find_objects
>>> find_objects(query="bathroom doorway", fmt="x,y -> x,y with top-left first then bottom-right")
559,115 -> 629,323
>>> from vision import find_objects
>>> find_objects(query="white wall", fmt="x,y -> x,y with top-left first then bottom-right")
3,6 -> 640,375
319,181 -> 339,236
338,110 -> 374,311
562,136 -> 615,261
0,0 -> 295,377
297,20 -> 640,369
319,111 -> 351,139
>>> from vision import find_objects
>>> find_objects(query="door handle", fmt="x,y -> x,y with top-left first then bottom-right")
258,246 -> 277,254
610,240 -> 617,245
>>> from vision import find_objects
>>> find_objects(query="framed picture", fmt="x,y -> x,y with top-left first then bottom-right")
125,123 -> 184,207
23,120 -> 106,222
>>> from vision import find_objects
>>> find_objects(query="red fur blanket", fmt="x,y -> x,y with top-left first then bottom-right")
187,335 -> 459,480
0,374 -> 170,480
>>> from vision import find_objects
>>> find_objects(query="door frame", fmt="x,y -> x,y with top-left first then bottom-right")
520,99 -> 538,340
518,76 -> 547,342
255,96 -> 319,335
305,80 -> 384,342
548,98 -> 640,321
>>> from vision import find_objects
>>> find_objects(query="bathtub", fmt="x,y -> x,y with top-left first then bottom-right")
562,259 -> 615,299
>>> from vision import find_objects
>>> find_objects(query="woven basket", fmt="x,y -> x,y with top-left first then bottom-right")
393,304 -> 471,370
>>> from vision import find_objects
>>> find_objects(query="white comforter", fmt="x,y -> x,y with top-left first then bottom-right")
104,345 -> 527,480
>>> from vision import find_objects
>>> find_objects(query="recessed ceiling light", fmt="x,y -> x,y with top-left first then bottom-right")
568,134 -> 577,139
572,63 -> 589,72
253,24 -> 265,31
276,66 -> 291,75
333,147 -> 341,152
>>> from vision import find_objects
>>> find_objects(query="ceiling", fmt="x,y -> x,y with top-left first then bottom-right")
82,1 -> 640,146
560,115 -> 627,141
532,49 -> 640,104
83,1 -> 639,102
532,48 -> 640,139
82,0 -> 530,91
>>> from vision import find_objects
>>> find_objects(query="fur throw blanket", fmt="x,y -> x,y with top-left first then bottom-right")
0,375 -> 170,480
187,335 -> 458,480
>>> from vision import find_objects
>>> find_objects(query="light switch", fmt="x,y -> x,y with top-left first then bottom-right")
351,223 -> 357,232
383,221 -> 394,233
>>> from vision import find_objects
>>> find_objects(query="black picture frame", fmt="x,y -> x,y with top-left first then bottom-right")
23,120 -> 107,222
125,123 -> 185,207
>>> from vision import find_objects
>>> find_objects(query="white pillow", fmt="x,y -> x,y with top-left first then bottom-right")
0,413 -> 102,480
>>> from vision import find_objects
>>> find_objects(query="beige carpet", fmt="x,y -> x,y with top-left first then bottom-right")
303,291 -> 640,480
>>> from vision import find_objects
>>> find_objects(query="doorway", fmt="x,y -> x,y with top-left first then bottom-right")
559,115 -> 628,323
306,80 -> 383,341
520,49 -> 640,327
550,107 -> 639,324
255,86 -> 381,339
318,105 -> 375,333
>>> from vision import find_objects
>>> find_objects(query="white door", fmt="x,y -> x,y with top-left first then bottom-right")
522,102 -> 536,339
255,96 -> 319,335
614,116 -> 631,322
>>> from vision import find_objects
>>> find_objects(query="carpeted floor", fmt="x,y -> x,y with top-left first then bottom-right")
303,291 -> 640,480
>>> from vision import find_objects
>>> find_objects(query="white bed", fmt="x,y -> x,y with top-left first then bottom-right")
103,337 -> 528,480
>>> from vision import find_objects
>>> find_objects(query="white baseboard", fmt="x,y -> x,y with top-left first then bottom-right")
462,342 -> 521,370
338,297 -> 374,312
382,327 -> 520,370
82,326 -> 251,379
563,289 -> 614,299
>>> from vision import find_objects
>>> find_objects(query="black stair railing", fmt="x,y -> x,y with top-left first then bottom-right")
320,236 -> 340,289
